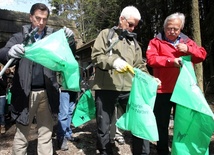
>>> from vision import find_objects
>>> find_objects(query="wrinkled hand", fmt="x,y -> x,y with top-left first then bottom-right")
8,44 -> 24,59
63,26 -> 74,38
113,58 -> 134,74
175,43 -> 188,53
154,78 -> 161,88
174,57 -> 182,67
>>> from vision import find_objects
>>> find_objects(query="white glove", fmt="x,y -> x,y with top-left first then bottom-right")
63,26 -> 74,38
8,44 -> 25,58
113,58 -> 134,74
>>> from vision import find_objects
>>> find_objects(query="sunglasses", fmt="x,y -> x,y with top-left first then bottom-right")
125,18 -> 136,28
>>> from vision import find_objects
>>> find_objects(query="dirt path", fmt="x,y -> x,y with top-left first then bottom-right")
0,118 -> 214,155
0,98 -> 214,155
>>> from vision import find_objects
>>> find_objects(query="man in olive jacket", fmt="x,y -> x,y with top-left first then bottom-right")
91,6 -> 160,155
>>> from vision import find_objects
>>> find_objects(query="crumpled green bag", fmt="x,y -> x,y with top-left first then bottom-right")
24,29 -> 80,92
72,90 -> 96,127
116,68 -> 159,141
6,88 -> 12,105
170,56 -> 214,155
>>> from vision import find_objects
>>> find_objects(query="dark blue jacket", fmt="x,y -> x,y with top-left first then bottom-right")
0,25 -> 59,125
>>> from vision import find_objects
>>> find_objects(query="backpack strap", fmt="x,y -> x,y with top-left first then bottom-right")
106,27 -> 139,55
106,27 -> 116,56
107,27 -> 116,46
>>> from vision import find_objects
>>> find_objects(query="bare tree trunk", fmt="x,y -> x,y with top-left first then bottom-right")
191,0 -> 204,92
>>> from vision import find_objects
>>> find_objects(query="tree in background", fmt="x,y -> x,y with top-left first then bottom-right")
49,0 -> 122,42
200,0 -> 214,93
190,0 -> 204,91
48,0 -> 214,93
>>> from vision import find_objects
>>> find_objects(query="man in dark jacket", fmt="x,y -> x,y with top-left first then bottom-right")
0,3 -> 74,155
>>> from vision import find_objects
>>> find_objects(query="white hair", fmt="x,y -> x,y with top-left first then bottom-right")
163,12 -> 185,29
120,6 -> 141,20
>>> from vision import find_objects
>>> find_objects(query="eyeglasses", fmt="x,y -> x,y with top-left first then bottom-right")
166,27 -> 180,32
125,18 -> 136,28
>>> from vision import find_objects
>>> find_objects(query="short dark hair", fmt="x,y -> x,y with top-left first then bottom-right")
30,3 -> 50,17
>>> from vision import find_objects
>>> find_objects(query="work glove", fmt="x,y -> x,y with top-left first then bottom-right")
8,44 -> 25,59
63,26 -> 74,38
113,58 -> 134,74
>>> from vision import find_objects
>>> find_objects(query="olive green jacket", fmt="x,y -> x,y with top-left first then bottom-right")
91,28 -> 149,91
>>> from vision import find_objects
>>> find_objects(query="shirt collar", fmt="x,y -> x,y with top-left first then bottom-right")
165,35 -> 181,46
34,31 -> 44,41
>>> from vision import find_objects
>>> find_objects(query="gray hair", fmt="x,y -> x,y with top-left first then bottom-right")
120,6 -> 141,20
163,12 -> 185,29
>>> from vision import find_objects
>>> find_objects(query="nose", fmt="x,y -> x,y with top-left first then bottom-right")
39,19 -> 44,25
129,27 -> 135,32
169,29 -> 175,35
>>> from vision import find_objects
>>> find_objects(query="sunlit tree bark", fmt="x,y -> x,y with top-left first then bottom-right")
191,0 -> 204,92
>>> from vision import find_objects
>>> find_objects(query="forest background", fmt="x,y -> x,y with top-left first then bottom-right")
48,0 -> 214,94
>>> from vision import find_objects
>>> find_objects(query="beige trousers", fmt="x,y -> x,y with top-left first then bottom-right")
12,90 -> 53,155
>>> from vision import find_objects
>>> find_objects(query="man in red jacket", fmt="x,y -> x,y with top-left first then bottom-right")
146,12 -> 207,155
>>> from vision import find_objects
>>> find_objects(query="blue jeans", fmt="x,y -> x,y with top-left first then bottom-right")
57,92 -> 75,138
0,96 -> 6,125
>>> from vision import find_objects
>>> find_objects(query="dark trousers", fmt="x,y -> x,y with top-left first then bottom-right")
95,90 -> 150,155
154,93 -> 176,155
132,135 -> 150,155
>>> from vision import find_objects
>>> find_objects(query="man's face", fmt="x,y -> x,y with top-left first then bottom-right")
30,9 -> 49,33
164,18 -> 182,42
120,16 -> 139,32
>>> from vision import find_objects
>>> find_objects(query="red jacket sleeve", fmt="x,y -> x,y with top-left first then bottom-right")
146,38 -> 176,68
186,39 -> 207,63
146,38 -> 207,68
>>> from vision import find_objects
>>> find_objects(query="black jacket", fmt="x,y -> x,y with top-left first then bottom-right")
0,25 -> 59,125
0,75 -> 7,96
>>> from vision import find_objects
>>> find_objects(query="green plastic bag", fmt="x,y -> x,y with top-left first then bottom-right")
24,29 -> 80,92
72,90 -> 96,127
116,68 -> 159,141
6,88 -> 11,105
170,56 -> 214,155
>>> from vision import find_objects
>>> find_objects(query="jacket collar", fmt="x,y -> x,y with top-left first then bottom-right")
156,31 -> 189,44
